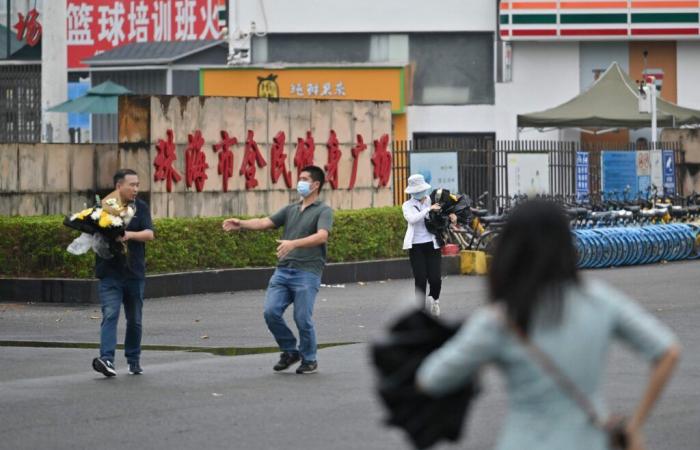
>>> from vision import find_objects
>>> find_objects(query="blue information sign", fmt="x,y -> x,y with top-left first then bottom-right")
576,151 -> 589,201
602,151 -> 637,198
662,150 -> 675,195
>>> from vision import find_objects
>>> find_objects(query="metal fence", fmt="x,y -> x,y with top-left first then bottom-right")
0,65 -> 41,143
392,139 -> 683,212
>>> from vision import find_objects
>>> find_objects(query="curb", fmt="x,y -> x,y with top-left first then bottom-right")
0,256 -> 461,304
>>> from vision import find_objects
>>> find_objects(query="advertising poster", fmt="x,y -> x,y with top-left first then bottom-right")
576,151 -> 589,201
506,153 -> 550,197
601,151 -> 636,197
662,150 -> 676,195
66,0 -> 226,68
409,152 -> 459,194
636,150 -> 651,195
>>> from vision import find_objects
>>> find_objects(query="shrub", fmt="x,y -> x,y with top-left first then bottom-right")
0,207 -> 407,279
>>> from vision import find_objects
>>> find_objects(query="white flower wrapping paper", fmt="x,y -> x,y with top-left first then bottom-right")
65,195 -> 137,258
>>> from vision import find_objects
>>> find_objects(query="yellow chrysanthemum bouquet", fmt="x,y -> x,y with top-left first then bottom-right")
64,191 -> 136,259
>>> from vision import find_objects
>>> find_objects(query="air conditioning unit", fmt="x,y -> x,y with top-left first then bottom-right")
227,32 -> 251,65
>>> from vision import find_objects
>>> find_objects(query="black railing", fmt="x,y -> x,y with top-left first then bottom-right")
392,140 -> 683,211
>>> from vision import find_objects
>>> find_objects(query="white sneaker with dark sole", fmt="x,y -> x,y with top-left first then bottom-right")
92,358 -> 117,377
430,300 -> 441,317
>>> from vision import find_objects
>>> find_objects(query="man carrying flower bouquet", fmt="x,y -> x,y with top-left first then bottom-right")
222,166 -> 333,375
92,169 -> 155,377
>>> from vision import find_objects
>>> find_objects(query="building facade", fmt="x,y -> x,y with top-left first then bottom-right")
224,0 -> 700,145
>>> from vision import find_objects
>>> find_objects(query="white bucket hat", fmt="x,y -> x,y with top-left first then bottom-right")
405,174 -> 431,194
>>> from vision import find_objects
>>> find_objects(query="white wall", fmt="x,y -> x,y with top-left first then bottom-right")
407,42 -> 582,141
579,42 -> 629,93
407,105 -> 497,136
495,42 -> 581,141
677,41 -> 700,110
231,0 -> 496,34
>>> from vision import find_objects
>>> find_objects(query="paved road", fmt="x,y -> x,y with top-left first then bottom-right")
1,261 -> 699,449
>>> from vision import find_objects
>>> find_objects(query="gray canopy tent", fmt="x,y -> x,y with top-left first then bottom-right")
517,62 -> 700,132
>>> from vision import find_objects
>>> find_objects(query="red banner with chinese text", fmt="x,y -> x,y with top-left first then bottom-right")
66,0 -> 226,69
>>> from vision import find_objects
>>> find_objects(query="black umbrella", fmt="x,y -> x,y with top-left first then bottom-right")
371,309 -> 480,449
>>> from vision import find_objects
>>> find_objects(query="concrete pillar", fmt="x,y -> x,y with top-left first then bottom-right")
41,0 -> 69,143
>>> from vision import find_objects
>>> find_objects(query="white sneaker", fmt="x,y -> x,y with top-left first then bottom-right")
430,298 -> 441,317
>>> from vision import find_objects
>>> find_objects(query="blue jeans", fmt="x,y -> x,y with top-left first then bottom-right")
263,268 -> 321,363
98,277 -> 145,364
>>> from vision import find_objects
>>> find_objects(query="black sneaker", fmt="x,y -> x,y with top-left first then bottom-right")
128,361 -> 143,375
92,357 -> 117,377
296,361 -> 318,374
273,352 -> 301,371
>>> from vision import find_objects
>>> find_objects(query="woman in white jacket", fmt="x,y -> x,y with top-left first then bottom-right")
402,174 -> 442,316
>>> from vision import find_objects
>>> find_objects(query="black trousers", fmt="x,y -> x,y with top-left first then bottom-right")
408,242 -> 442,303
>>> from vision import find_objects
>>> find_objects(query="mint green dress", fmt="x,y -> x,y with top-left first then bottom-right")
417,280 -> 676,450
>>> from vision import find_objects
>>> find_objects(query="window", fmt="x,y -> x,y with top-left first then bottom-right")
266,34 -> 371,64
410,33 -> 494,105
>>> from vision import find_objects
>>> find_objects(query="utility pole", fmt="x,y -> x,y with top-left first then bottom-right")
5,0 -> 10,59
650,76 -> 657,150
642,49 -> 657,149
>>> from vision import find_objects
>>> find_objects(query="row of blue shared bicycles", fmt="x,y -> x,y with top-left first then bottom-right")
566,187 -> 700,268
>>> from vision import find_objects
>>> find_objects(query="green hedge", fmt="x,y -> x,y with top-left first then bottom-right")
0,207 -> 406,279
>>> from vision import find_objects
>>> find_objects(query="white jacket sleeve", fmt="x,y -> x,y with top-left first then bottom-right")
403,202 -> 430,225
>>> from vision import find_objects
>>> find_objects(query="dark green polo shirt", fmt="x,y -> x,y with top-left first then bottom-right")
269,199 -> 334,276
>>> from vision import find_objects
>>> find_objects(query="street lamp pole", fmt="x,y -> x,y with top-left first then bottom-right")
650,76 -> 657,150
5,0 -> 10,59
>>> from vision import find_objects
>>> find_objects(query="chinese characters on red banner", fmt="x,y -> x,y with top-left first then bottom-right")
213,131 -> 237,192
66,0 -> 225,68
240,130 -> 267,190
270,131 -> 293,188
325,130 -> 342,190
14,8 -> 42,47
185,130 -> 209,192
151,129 -> 392,192
294,131 -> 315,179
153,129 -> 182,193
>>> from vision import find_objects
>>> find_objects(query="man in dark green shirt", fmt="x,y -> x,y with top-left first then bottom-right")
222,166 -> 333,374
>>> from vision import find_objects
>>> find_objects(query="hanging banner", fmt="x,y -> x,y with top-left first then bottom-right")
662,150 -> 676,196
576,151 -> 589,201
409,152 -> 459,194
506,153 -> 550,197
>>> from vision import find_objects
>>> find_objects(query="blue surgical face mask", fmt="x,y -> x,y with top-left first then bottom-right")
297,180 -> 313,197
412,190 -> 428,200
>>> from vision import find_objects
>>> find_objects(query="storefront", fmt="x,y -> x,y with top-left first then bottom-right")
200,65 -> 409,140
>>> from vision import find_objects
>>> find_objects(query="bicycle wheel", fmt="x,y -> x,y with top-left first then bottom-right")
477,230 -> 500,256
